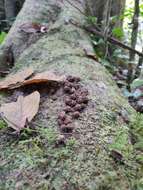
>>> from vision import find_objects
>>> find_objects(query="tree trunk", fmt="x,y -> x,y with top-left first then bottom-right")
0,0 -> 140,189
15,0 -> 25,15
86,0 -> 125,27
0,0 -> 4,20
0,0 -> 5,32
129,0 -> 140,61
127,0 -> 140,88
4,0 -> 16,25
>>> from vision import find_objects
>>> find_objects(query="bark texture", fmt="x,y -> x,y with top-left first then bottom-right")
0,0 -> 140,190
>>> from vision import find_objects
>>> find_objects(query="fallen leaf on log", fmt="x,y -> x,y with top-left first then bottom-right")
0,91 -> 40,131
22,71 -> 65,86
0,68 -> 34,90
0,70 -> 65,90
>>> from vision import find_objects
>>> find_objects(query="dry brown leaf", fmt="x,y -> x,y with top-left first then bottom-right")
0,69 -> 65,90
0,68 -> 34,90
0,91 -> 40,131
22,71 -> 65,86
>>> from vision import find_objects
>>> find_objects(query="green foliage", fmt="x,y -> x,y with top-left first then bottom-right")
38,127 -> 57,144
0,120 -> 7,129
0,32 -> 7,44
131,113 -> 143,149
134,179 -> 143,190
112,27 -> 124,39
86,16 -> 97,25
124,7 -> 134,19
139,3 -> 143,17
109,128 -> 133,159
131,79 -> 143,89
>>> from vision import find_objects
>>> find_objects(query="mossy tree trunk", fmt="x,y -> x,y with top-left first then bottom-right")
0,0 -> 140,190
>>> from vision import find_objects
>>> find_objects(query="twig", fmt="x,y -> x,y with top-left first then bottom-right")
64,0 -> 143,58
70,19 -> 143,57
64,0 -> 86,16
134,47 -> 143,79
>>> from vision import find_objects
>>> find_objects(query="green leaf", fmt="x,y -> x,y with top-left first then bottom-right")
0,120 -> 7,129
112,27 -> 124,39
0,32 -> 7,44
131,79 -> 143,89
87,16 -> 97,24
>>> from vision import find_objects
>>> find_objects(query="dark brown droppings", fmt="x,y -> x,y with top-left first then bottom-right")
80,89 -> 89,96
64,86 -> 71,93
74,104 -> 82,111
58,119 -> 63,126
65,98 -> 76,107
65,98 -> 71,105
63,116 -> 72,125
67,75 -> 75,82
69,87 -> 76,94
57,75 -> 89,135
74,84 -> 80,89
70,94 -> 77,100
63,106 -> 74,113
60,125 -> 74,133
64,81 -> 73,88
77,96 -> 83,104
58,111 -> 66,121
72,111 -> 80,119
70,100 -> 76,107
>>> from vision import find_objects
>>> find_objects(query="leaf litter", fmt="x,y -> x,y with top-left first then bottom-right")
0,68 -> 65,131
0,68 -> 34,90
0,91 -> 40,132
0,68 -> 65,90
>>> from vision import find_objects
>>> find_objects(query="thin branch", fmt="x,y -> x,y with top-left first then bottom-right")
129,0 -> 140,60
64,0 -> 86,16
127,0 -> 140,87
70,19 -> 143,57
64,0 -> 143,58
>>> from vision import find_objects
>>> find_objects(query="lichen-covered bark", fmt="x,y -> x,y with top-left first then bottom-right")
0,0 -> 140,190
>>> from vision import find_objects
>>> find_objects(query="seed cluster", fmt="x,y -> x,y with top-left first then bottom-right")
58,75 -> 89,133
